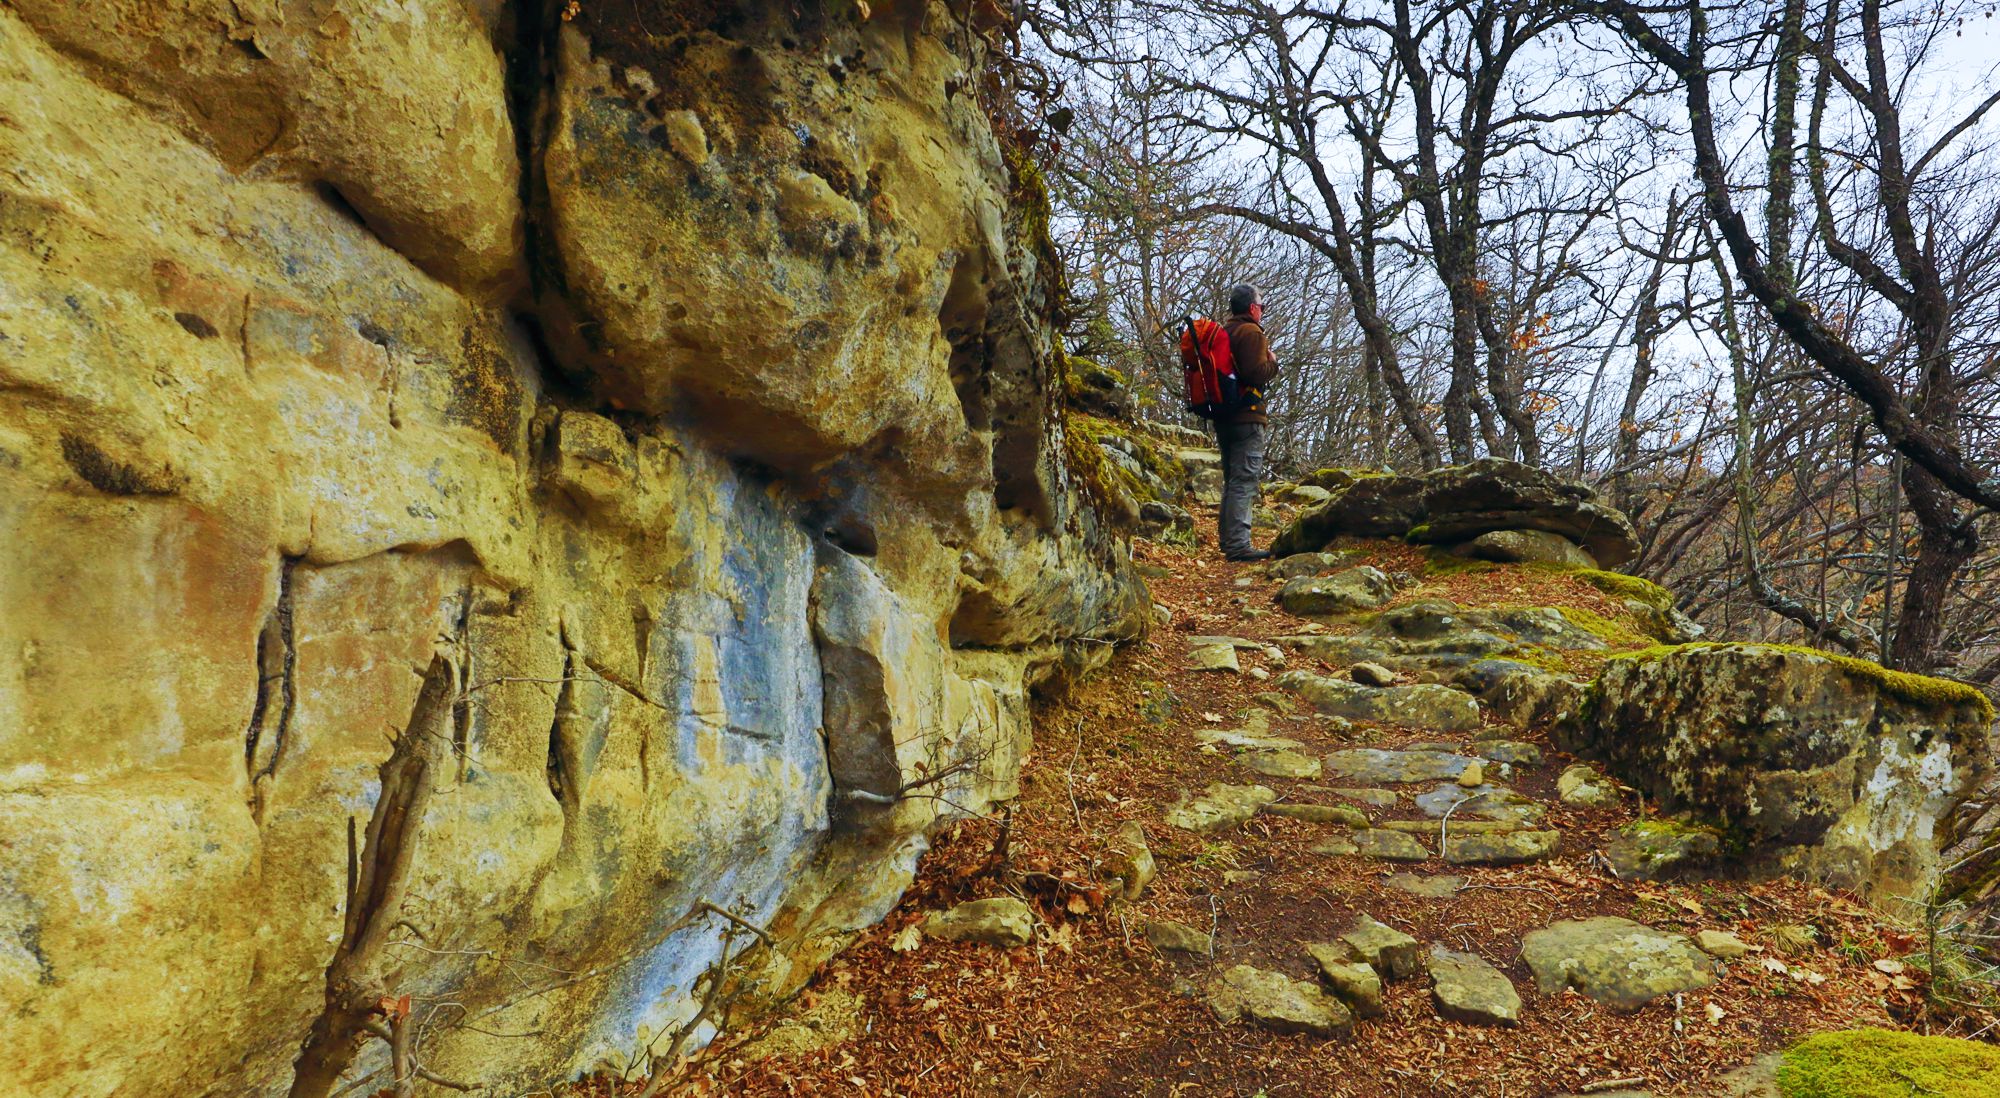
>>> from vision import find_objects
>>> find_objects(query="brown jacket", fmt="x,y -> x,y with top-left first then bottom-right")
1223,314 -> 1279,424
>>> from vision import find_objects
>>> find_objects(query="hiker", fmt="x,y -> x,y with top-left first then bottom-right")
1214,283 -> 1279,560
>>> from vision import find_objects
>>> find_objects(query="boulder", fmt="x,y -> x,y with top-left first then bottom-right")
926,898 -> 1035,948
1454,528 -> 1598,567
1565,644 -> 1994,903
1604,820 -> 1720,881
1277,567 -> 1395,616
1351,661 -> 1398,687
1263,551 -> 1362,580
1520,917 -> 1719,1010
1428,946 -> 1521,1026
1205,965 -> 1354,1038
1287,484 -> 1334,506
1271,459 -> 1641,567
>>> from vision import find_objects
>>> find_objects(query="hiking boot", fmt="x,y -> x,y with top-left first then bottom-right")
1225,548 -> 1273,562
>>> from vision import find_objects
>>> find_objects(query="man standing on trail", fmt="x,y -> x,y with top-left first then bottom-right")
1216,283 -> 1279,561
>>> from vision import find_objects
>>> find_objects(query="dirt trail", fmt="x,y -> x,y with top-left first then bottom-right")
600,511 -> 1924,1098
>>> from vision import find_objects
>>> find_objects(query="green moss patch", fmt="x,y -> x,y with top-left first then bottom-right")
1519,562 -> 1676,613
1605,643 -> 1995,722
1777,1028 -> 2000,1097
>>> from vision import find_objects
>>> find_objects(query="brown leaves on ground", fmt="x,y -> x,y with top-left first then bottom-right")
569,513 -> 1978,1098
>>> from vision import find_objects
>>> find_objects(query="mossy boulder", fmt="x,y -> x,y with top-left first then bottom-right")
1278,566 -> 1396,616
1062,356 -> 1133,420
1454,528 -> 1597,567
1564,643 -> 1994,904
1272,458 -> 1641,567
1520,916 -> 1718,1011
1777,1028 -> 2000,1097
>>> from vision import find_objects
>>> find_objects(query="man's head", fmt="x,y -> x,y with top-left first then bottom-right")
1228,283 -> 1261,315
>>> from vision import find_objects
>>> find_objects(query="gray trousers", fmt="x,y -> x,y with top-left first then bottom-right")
1214,420 -> 1268,555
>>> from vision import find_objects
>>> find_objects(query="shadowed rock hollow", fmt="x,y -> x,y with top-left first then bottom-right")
0,4 -> 1144,1095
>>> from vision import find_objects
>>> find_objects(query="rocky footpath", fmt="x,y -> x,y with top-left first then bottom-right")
696,459 -> 1999,1096
0,5 -> 1144,1096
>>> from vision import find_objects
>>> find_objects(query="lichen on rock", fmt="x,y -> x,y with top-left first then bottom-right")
0,4 -> 1146,1095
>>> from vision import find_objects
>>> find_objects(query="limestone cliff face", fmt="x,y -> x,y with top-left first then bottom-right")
0,4 -> 1145,1094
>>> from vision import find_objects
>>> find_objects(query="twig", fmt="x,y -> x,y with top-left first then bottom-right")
693,901 -> 775,947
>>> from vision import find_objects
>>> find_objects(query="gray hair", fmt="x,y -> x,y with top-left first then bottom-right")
1228,283 -> 1260,314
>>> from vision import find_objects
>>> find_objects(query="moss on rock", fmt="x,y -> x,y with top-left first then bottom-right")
1776,1028 -> 2000,1097
1604,642 -> 1994,722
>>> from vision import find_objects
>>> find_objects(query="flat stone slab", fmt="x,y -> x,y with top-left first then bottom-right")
1194,727 -> 1307,752
1429,946 -> 1520,1025
1474,740 -> 1544,766
1187,643 -> 1241,672
1205,964 -> 1353,1038
1165,783 -> 1278,833
1695,929 -> 1750,959
1278,567 -> 1395,616
1240,749 -> 1323,780
1263,802 -> 1369,828
1324,748 -> 1473,784
1415,783 -> 1546,824
1339,915 -> 1425,980
1305,944 -> 1386,1018
1308,834 -> 1359,856
1333,787 -> 1399,807
1145,919 -> 1213,955
1521,916 -> 1720,1011
1386,873 -> 1465,899
1280,673 -> 1482,732
1186,635 -> 1265,649
925,897 -> 1033,947
1444,829 -> 1560,866
1380,818 -> 1519,835
1351,829 -> 1430,862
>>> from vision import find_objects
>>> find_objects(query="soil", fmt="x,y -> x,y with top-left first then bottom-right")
563,507 -> 1966,1098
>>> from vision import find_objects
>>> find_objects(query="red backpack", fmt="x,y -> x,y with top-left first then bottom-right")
1179,314 -> 1240,419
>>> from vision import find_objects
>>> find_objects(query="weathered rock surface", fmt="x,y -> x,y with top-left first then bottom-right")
1351,829 -> 1432,861
1241,749 -> 1324,780
1306,945 -> 1387,1018
1445,830 -> 1560,866
1101,820 -> 1156,900
1428,946 -> 1521,1026
1278,566 -> 1395,616
1166,784 -> 1280,833
1557,762 -> 1620,807
1283,676 -> 1483,732
1520,917 -> 1718,1010
0,6 -> 1148,1095
1324,749 -> 1475,784
1187,643 -> 1242,672
1566,645 -> 1992,903
1264,801 -> 1370,827
1146,919 -> 1214,955
1340,915 -> 1425,980
1454,528 -> 1598,567
1205,964 -> 1354,1038
927,898 -> 1035,948
1270,459 -> 1641,567
1604,820 -> 1722,881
